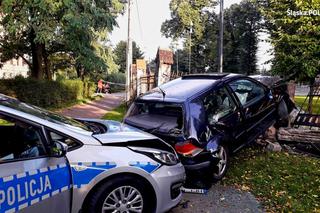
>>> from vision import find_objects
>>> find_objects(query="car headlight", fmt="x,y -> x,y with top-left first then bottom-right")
128,146 -> 179,166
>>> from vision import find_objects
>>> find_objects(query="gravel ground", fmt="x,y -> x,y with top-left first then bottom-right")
169,184 -> 263,213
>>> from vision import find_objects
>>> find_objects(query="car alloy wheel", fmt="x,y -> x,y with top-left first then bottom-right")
212,144 -> 229,180
102,186 -> 144,213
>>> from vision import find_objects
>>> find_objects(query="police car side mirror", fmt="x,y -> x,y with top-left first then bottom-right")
50,140 -> 68,157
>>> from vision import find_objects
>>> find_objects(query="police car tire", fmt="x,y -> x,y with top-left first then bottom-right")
83,176 -> 154,213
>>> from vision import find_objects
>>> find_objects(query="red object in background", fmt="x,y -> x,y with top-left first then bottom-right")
98,79 -> 103,89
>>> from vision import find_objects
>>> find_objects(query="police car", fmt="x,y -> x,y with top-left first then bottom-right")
0,94 -> 185,213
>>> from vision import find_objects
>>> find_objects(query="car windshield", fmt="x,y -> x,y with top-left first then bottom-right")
0,96 -> 92,132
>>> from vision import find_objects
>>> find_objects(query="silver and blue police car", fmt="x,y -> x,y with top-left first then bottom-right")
0,94 -> 185,213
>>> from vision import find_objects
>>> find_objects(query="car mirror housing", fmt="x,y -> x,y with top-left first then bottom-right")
267,90 -> 274,100
50,140 -> 68,157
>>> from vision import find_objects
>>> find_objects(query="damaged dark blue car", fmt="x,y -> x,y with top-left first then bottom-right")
124,73 -> 293,187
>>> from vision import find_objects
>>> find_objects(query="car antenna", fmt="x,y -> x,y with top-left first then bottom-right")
158,87 -> 166,101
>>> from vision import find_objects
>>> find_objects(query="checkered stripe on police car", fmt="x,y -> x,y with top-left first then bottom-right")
0,164 -> 71,213
129,161 -> 160,173
70,162 -> 117,189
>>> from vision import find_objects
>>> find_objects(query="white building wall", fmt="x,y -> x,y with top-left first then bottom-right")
0,58 -> 29,79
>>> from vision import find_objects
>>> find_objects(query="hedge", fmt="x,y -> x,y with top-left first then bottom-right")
107,72 -> 125,92
0,77 -> 95,109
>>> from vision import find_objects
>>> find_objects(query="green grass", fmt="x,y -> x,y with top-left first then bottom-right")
102,104 -> 126,121
0,119 -> 14,126
222,147 -> 320,212
294,96 -> 320,113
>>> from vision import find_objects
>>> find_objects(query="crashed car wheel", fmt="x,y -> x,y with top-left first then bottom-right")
83,176 -> 154,213
212,144 -> 229,182
276,99 -> 289,127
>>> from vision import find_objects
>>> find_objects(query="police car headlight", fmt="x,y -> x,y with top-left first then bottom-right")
128,147 -> 179,166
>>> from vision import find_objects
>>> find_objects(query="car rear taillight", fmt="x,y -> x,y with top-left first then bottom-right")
174,140 -> 203,157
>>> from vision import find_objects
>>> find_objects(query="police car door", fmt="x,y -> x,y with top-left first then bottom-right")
0,113 -> 71,213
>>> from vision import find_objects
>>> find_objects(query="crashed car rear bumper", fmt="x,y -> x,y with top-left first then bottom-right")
181,151 -> 219,172
184,160 -> 211,170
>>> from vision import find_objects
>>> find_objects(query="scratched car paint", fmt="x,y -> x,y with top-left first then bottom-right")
0,94 -> 185,213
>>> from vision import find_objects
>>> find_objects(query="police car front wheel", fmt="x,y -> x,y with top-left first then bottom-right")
83,176 -> 154,213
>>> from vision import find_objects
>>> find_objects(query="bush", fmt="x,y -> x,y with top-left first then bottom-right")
0,77 -> 95,109
107,72 -> 126,84
106,72 -> 125,92
83,80 -> 96,98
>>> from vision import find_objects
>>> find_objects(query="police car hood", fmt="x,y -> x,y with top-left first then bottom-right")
83,119 -> 175,153
84,119 -> 158,143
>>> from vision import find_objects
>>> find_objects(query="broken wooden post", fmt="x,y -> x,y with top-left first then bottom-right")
278,127 -> 320,144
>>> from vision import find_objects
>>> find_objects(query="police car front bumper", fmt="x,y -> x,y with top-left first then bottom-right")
151,162 -> 185,213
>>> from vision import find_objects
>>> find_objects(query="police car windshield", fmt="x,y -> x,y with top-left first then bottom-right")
0,96 -> 92,132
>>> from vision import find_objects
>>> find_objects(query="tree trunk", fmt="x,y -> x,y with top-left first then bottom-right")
30,29 -> 44,80
43,46 -> 52,80
76,65 -> 85,81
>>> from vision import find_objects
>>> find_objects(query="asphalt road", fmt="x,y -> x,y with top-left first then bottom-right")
169,184 -> 263,213
60,92 -> 124,118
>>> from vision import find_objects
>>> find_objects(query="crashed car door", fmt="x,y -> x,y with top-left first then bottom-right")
201,86 -> 245,147
228,78 -> 276,144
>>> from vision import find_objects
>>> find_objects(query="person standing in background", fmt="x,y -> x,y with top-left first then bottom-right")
97,79 -> 103,93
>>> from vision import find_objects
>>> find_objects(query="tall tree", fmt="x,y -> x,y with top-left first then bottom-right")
161,0 -> 217,73
113,41 -> 144,73
163,0 -> 261,74
223,0 -> 262,74
162,0 -> 217,40
258,0 -> 320,112
258,0 -> 320,82
0,0 -> 64,79
0,0 -> 123,80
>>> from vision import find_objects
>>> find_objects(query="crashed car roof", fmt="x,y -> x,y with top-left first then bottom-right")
250,75 -> 282,87
139,73 -> 242,102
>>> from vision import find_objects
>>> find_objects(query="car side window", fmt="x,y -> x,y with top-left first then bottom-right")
229,79 -> 266,106
47,130 -> 81,150
203,87 -> 237,124
0,114 -> 46,162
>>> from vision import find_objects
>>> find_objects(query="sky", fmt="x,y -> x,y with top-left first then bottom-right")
109,0 -> 272,71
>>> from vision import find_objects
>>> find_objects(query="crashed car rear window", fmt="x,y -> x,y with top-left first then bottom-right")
126,102 -> 184,133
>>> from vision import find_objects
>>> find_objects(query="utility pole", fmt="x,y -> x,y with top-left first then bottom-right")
176,49 -> 179,73
125,0 -> 132,102
218,0 -> 224,73
189,22 -> 193,74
